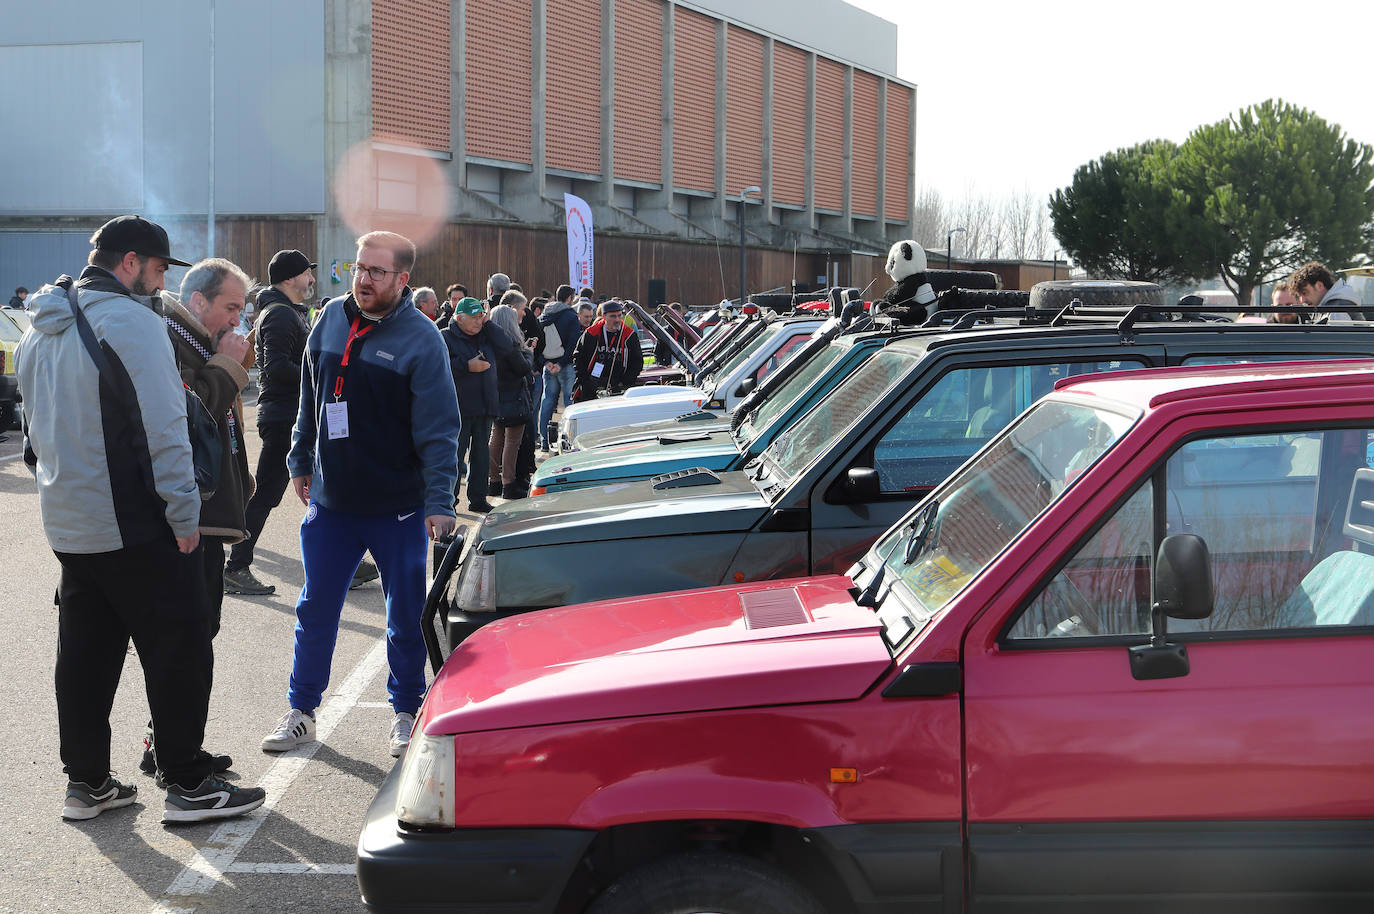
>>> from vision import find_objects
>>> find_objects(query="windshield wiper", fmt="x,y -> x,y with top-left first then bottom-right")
903,500 -> 939,563
855,516 -> 917,608
855,499 -> 938,609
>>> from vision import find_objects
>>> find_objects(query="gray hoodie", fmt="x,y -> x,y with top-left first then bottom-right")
16,267 -> 200,553
1314,277 -> 1368,323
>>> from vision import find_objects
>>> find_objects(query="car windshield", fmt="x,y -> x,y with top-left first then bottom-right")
878,398 -> 1139,621
736,342 -> 847,445
0,313 -> 21,342
703,322 -> 788,394
766,350 -> 917,478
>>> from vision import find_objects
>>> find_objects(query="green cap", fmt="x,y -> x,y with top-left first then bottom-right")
453,296 -> 485,316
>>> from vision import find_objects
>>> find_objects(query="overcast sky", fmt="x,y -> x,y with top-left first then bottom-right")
846,0 -> 1374,207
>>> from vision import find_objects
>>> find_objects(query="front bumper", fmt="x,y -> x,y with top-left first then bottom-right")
357,763 -> 596,913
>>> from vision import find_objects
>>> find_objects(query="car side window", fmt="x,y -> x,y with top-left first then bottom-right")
871,360 -> 1144,494
1006,426 -> 1374,641
754,334 -> 808,382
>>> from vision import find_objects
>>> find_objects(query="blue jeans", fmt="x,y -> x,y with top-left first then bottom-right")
289,502 -> 428,715
539,362 -> 576,448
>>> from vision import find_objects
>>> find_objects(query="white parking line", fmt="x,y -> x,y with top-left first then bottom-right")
153,637 -> 389,908
224,863 -> 356,876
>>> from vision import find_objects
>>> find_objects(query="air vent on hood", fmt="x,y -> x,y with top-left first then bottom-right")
674,410 -> 718,422
741,588 -> 812,629
657,432 -> 713,445
650,467 -> 722,490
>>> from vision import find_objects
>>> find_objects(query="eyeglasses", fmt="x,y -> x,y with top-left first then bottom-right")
354,263 -> 403,282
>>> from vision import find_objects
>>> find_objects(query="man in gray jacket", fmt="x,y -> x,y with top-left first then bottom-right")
17,215 -> 265,824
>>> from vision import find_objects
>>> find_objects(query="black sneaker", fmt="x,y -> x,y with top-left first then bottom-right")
487,479 -> 502,497
350,559 -> 380,590
163,775 -> 266,824
62,775 -> 138,821
141,743 -> 233,777
467,500 -> 493,514
223,566 -> 275,595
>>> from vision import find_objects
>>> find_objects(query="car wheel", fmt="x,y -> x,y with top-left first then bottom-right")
1028,279 -> 1166,311
586,851 -> 826,914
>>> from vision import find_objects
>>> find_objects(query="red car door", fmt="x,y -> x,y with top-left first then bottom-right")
959,418 -> 1374,911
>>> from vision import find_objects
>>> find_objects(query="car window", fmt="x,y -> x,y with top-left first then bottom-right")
768,351 -> 915,478
1181,353 -> 1366,367
1006,426 -> 1374,641
740,344 -> 845,443
871,359 -> 1145,493
753,334 -> 808,382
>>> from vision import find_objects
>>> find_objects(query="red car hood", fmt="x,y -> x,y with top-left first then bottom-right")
424,575 -> 890,735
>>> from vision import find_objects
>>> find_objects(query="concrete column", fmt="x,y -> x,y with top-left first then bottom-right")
451,0 -> 467,190
841,65 -> 853,235
656,1 -> 676,212
875,78 -> 887,244
319,0 -> 373,280
598,0 -> 615,206
761,36 -> 775,227
907,84 -> 917,238
505,0 -> 547,215
712,18 -> 727,226
804,52 -> 816,230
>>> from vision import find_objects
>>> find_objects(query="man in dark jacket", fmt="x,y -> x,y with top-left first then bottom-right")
149,259 -> 256,778
8,286 -> 28,309
537,284 -> 583,448
261,230 -> 459,760
441,296 -> 500,512
572,299 -> 643,402
224,250 -> 314,595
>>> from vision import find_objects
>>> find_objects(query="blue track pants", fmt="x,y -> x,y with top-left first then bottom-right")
288,502 -> 428,715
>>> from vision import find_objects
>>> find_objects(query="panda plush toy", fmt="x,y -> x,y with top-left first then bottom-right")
875,240 -> 937,324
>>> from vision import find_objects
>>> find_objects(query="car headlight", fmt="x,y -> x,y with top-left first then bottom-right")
457,550 -> 497,612
394,731 -> 456,829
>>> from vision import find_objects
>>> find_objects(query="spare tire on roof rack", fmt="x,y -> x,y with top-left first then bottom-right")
1029,279 -> 1166,311
925,269 -> 1000,293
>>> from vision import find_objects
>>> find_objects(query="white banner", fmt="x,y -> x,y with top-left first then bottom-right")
564,193 -> 594,290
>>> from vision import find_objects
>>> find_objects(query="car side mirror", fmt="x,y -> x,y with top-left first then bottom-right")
844,467 -> 881,501
734,377 -> 757,399
1129,534 -> 1212,682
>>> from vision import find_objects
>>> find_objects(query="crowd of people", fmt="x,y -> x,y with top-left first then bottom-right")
12,214 -> 660,828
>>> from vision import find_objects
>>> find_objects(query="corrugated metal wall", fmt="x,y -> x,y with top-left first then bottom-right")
671,6 -> 717,193
612,0 -> 663,184
851,70 -> 879,217
372,0 -> 450,151
725,26 -> 765,196
813,57 -> 845,212
466,0 -> 533,163
885,82 -> 912,223
771,44 -> 808,207
546,0 -> 602,174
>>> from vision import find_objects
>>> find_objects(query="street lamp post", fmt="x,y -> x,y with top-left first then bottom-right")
738,185 -> 762,304
946,226 -> 967,269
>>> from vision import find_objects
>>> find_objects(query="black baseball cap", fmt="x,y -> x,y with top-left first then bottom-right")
91,215 -> 191,267
269,249 -> 317,285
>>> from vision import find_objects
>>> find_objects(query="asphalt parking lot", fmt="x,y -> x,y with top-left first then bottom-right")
0,396 -> 493,913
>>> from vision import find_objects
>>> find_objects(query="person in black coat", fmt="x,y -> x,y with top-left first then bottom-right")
572,300 -> 643,402
485,301 -> 535,499
440,297 -> 499,512
225,250 -> 315,595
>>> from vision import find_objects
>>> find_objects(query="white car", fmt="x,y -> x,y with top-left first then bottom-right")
558,316 -> 825,451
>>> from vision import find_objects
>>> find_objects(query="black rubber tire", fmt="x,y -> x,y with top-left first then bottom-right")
1028,279 -> 1166,311
935,288 -> 1030,311
748,292 -> 801,311
926,269 -> 1000,292
586,851 -> 827,914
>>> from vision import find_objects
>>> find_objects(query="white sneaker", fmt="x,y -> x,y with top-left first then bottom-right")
261,708 -> 316,752
389,712 -> 416,758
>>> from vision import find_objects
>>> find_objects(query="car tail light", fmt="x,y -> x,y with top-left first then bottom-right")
529,485 -> 547,497
394,731 -> 456,828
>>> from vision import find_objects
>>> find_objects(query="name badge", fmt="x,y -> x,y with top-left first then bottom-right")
326,401 -> 350,439
591,362 -> 605,379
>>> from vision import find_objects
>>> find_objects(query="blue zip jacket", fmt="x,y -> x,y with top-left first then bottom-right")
288,290 -> 461,518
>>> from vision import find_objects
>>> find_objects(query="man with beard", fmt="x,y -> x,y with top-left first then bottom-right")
261,231 -> 460,759
18,215 -> 265,823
